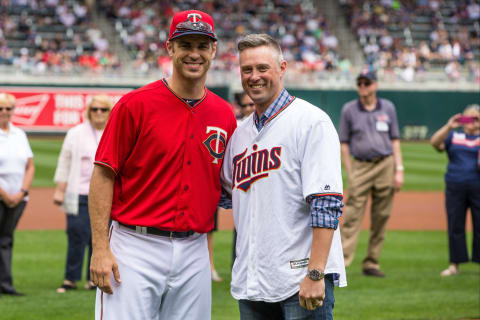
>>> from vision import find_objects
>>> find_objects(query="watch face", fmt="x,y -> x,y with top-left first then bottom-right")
308,269 -> 324,281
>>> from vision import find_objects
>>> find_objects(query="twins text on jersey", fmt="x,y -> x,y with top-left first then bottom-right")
232,144 -> 282,192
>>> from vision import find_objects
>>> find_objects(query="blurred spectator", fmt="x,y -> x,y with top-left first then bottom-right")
0,92 -> 35,297
53,95 -> 113,293
445,60 -> 461,81
430,104 -> 480,277
339,71 -> 404,278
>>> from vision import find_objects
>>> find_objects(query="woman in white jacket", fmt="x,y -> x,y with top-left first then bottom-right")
53,95 -> 113,293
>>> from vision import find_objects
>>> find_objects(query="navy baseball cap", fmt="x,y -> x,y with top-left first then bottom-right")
168,10 -> 217,41
356,71 -> 377,82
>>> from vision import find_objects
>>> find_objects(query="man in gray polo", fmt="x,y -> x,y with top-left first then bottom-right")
339,71 -> 404,277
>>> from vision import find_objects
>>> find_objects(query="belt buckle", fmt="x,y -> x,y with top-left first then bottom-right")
169,231 -> 174,239
136,226 -> 148,235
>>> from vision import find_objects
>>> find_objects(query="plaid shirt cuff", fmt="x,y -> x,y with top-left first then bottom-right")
308,195 -> 344,229
218,190 -> 232,209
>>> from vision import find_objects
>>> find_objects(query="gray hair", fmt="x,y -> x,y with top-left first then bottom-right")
464,104 -> 480,115
237,34 -> 284,65
0,93 -> 15,107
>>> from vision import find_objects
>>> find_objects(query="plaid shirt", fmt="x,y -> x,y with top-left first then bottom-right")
253,88 -> 343,229
253,88 -> 292,132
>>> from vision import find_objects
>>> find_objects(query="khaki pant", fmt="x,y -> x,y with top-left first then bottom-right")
341,155 -> 395,270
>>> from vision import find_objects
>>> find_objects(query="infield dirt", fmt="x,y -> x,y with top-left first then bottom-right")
18,188 -> 473,231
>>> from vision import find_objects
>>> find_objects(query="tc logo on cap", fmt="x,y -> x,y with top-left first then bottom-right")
187,13 -> 202,23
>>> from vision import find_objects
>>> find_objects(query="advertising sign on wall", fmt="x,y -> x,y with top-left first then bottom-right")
2,87 -> 132,131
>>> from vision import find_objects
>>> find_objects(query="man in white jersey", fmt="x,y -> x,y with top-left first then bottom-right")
221,34 -> 347,320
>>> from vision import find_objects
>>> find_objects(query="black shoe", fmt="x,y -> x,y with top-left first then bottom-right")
362,268 -> 386,277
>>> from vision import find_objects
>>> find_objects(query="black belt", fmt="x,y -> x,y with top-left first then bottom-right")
354,155 -> 390,163
118,222 -> 195,239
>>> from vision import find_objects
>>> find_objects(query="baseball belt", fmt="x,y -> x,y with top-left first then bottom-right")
118,222 -> 195,239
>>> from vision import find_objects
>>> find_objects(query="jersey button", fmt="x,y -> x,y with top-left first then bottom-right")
190,134 -> 194,139
184,185 -> 189,191
186,160 -> 191,165
179,212 -> 184,216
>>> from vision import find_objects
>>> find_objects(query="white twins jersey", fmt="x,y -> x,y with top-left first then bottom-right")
222,97 -> 347,302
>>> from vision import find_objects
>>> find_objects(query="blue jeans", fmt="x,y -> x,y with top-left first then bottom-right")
65,195 -> 92,281
238,274 -> 335,320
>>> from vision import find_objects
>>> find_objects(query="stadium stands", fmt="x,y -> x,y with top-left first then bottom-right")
0,0 -> 120,75
98,0 -> 345,79
0,0 -> 478,85
340,0 -> 480,82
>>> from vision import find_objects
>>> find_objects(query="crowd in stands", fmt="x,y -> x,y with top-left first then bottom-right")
97,0 -> 348,79
0,0 -> 479,82
341,0 -> 480,82
0,0 -> 121,75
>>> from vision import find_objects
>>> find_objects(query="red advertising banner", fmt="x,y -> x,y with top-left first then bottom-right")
2,87 -> 132,131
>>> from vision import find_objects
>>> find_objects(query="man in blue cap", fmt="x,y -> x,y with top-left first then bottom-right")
339,71 -> 404,277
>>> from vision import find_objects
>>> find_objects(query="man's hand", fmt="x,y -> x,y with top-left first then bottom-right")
90,247 -> 122,294
394,170 -> 404,192
298,276 -> 325,310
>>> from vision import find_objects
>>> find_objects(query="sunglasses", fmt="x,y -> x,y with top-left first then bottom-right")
0,107 -> 13,112
90,107 -> 110,113
176,21 -> 213,33
357,80 -> 372,87
241,103 -> 255,108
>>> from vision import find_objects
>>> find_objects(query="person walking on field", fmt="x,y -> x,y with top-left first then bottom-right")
54,95 -> 113,293
430,104 -> 480,277
88,10 -> 236,320
339,71 -> 404,277
222,34 -> 346,320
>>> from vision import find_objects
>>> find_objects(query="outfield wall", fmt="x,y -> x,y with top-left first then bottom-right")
1,83 -> 478,138
289,89 -> 480,139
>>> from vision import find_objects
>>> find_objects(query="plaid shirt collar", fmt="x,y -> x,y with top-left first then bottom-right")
254,88 -> 292,132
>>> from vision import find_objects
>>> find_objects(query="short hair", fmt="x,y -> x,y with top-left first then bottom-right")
86,95 -> 113,120
0,93 -> 16,107
237,34 -> 284,65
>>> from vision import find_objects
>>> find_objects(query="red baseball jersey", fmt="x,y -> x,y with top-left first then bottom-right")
94,79 -> 237,233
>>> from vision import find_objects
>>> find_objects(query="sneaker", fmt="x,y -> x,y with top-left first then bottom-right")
211,269 -> 223,282
362,268 -> 386,277
440,265 -> 459,277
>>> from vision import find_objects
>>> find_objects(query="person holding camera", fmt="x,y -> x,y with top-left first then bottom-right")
431,104 -> 480,276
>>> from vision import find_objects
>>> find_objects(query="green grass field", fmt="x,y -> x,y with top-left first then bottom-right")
1,230 -> 478,320
30,137 -> 448,190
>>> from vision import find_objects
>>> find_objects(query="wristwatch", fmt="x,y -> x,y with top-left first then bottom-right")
21,188 -> 29,196
307,269 -> 325,281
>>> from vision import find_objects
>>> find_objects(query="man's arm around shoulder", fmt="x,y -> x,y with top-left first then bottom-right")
89,165 -> 121,294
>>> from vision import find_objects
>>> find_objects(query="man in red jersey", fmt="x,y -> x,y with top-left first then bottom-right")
88,10 -> 236,320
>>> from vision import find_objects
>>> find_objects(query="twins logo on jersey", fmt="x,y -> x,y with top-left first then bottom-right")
232,144 -> 282,191
203,126 -> 228,164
